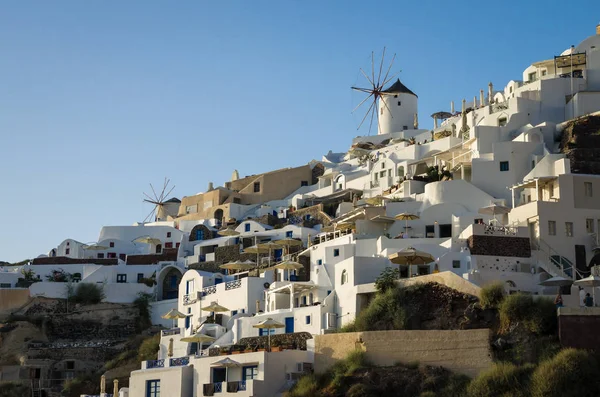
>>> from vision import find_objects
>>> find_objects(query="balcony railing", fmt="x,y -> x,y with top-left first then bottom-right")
203,381 -> 247,395
183,293 -> 197,305
225,279 -> 242,290
169,356 -> 190,367
203,285 -> 217,295
161,328 -> 181,337
146,359 -> 165,369
483,224 -> 518,236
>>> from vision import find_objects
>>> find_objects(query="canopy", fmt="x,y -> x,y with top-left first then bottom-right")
218,228 -> 240,237
244,245 -> 270,254
219,261 -> 254,271
274,260 -> 304,271
133,236 -> 162,245
210,357 -> 241,382
257,241 -> 280,250
539,276 -> 573,287
389,247 -> 435,278
180,333 -> 216,344
201,302 -> 229,313
274,238 -> 303,247
574,275 -> 600,307
478,204 -> 511,216
161,309 -> 187,319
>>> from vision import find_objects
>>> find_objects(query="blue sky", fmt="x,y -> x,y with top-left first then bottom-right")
1,1 -> 599,262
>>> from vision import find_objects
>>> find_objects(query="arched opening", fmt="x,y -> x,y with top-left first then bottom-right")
309,292 -> 314,305
214,209 -> 224,227
397,165 -> 405,179
155,244 -> 162,254
341,269 -> 348,285
160,267 -> 183,300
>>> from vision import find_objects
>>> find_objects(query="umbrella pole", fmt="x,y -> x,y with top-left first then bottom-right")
268,330 -> 271,352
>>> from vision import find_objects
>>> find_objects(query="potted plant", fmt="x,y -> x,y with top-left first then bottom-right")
271,340 -> 282,352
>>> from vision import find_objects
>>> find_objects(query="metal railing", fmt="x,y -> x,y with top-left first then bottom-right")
491,101 -> 509,114
483,225 -> 518,236
203,285 -> 217,295
146,359 -> 165,369
161,328 -> 181,337
225,279 -> 242,290
169,356 -> 190,367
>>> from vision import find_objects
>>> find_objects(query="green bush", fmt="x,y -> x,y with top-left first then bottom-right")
133,292 -> 153,331
0,382 -> 31,397
138,334 -> 160,361
529,348 -> 600,397
347,383 -> 379,397
479,282 -> 505,309
285,374 -> 320,397
466,362 -> 534,397
72,283 -> 105,305
374,267 -> 399,292
499,294 -> 556,335
439,373 -> 470,397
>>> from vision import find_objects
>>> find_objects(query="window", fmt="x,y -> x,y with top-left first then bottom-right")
397,166 -> 405,178
97,253 -> 104,259
528,72 -> 537,82
66,242 -> 70,246
164,242 -> 173,249
498,117 -> 507,127
333,249 -> 340,257
301,296 -> 307,306
499,161 -> 509,172
509,87 -> 513,93
548,221 -> 556,236
403,126 -> 408,130
380,107 -> 384,115
397,101 -> 401,106
452,260 -> 461,269
253,182 -> 261,192
585,182 -> 593,197
565,222 -> 574,237
245,223 -> 251,232
109,242 -> 115,248
394,94 -> 398,98
146,380 -> 160,397
306,315 -> 311,324
231,310 -> 238,316
439,224 -> 452,238
587,219 -> 595,234
176,242 -> 180,249
425,225 -> 435,238
341,269 -> 348,285
119,254 -> 126,261
317,259 -> 322,265
65,248 -> 70,255
542,70 -> 547,76
301,180 -> 308,187
0,283 -> 11,288
309,293 -> 313,305
286,231 -> 293,238
242,366 -> 258,380
233,197 -> 241,204
259,328 -> 275,336
116,274 -> 127,283
379,171 -> 386,178
137,273 -> 144,282
167,232 -> 171,238
66,361 -> 75,370
107,252 -> 117,258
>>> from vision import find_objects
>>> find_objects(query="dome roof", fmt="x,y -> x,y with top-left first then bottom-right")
382,78 -> 417,97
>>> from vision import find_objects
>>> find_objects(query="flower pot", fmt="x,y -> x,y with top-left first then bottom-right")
257,348 -> 266,352
232,351 -> 241,355
271,347 -> 282,352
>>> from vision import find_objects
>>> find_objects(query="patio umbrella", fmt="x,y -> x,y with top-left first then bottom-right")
161,309 -> 187,328
210,357 -> 242,382
133,236 -> 162,245
218,227 -> 240,237
180,332 -> 216,344
100,375 -> 106,394
258,241 -> 280,262
252,318 -> 285,351
202,302 -> 230,313
167,338 -> 174,357
274,238 -> 303,248
244,244 -> 270,265
478,204 -> 511,224
539,276 -> 574,294
394,213 -> 420,236
274,260 -> 303,281
219,261 -> 254,273
388,246 -> 435,278
574,275 -> 600,306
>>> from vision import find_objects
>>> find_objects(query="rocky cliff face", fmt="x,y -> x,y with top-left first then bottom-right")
560,115 -> 600,174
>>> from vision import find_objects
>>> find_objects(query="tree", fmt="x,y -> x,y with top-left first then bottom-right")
374,267 -> 399,293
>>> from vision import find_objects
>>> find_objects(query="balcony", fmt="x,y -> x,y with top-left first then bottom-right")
161,328 -> 181,337
146,359 -> 165,369
203,380 -> 249,395
169,356 -> 190,367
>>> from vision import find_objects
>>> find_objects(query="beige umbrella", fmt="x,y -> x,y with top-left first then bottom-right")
394,213 -> 420,236
210,357 -> 242,382
113,379 -> 119,397
180,332 -> 216,344
161,309 -> 187,328
274,238 -> 303,247
168,338 -> 174,357
100,375 -> 106,394
219,261 -> 254,273
388,246 -> 435,278
478,204 -> 511,225
252,318 -> 285,351
218,227 -> 240,237
244,244 -> 270,265
274,260 -> 303,281
133,236 -> 162,245
202,302 -> 229,313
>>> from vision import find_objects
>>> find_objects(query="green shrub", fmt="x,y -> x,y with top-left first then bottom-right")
347,383 -> 379,397
353,287 -> 408,331
499,294 -> 556,335
285,374 -> 320,397
133,292 -> 153,331
480,282 -> 505,309
419,392 -> 436,397
374,267 -> 399,292
439,373 -> 470,397
466,362 -> 534,397
138,334 -> 160,361
529,348 -> 600,397
72,283 -> 105,305
0,382 -> 31,397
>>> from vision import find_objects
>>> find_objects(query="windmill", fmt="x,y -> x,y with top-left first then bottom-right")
143,178 -> 176,223
351,47 -> 401,135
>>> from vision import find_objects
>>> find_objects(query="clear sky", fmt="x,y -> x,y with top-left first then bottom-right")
1,1 -> 599,262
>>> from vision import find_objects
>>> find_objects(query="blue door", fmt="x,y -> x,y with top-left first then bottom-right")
285,317 -> 294,333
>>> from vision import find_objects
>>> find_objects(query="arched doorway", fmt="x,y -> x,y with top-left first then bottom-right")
214,209 -> 224,227
155,244 -> 162,254
158,266 -> 184,300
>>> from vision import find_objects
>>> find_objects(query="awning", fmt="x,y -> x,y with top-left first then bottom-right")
510,176 -> 557,190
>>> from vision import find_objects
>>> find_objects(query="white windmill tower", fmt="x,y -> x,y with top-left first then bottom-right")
142,178 -> 179,223
352,48 -> 418,135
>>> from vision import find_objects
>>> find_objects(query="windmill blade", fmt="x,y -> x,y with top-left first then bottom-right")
376,47 -> 386,88
379,53 -> 396,90
143,208 -> 156,223
352,92 -> 374,113
359,68 -> 375,88
143,192 -> 158,202
149,183 -> 159,202
162,184 -> 175,201
351,86 -> 375,94
158,178 -> 168,202
357,99 -> 376,130
380,95 -> 394,118
368,103 -> 376,135
380,70 -> 401,91
143,199 -> 161,205
371,51 -> 375,91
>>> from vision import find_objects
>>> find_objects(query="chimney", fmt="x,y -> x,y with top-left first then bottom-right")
207,182 -> 214,191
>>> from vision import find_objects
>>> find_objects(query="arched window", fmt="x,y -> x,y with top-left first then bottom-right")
309,293 -> 314,305
341,270 -> 348,285
397,166 -> 405,178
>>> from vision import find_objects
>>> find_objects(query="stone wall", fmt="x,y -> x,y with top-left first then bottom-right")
560,115 -> 600,174
467,236 -> 531,257
0,289 -> 29,311
289,205 -> 332,228
32,257 -> 118,266
254,214 -> 281,227
237,332 -> 313,351
312,163 -> 325,184
313,329 -> 492,378
126,248 -> 178,265
558,307 -> 600,351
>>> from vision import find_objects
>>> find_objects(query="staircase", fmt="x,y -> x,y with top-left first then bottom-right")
532,238 -> 574,278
